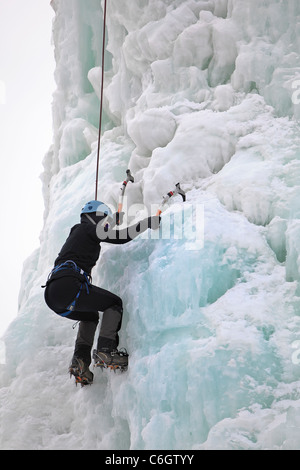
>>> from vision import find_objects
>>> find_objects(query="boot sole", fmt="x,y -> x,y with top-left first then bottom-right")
92,349 -> 128,372
94,362 -> 128,372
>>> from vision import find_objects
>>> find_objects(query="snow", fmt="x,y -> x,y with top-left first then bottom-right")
1,0 -> 300,450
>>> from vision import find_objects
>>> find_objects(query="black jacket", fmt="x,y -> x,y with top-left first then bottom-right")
54,214 -> 156,275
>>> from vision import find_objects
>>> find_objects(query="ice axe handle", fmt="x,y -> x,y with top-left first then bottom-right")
116,169 -> 134,225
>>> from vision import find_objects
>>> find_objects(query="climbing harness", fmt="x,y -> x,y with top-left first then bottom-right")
117,169 -> 134,225
44,260 -> 91,317
95,0 -> 108,200
156,183 -> 186,216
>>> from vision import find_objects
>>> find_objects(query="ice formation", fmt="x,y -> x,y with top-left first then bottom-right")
1,0 -> 300,450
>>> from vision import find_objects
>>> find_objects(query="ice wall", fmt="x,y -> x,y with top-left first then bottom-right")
1,0 -> 300,450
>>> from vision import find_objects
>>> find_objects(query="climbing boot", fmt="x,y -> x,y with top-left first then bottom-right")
69,357 -> 94,386
93,348 -> 128,372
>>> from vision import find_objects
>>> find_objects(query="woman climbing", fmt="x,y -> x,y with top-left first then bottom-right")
44,200 -> 160,386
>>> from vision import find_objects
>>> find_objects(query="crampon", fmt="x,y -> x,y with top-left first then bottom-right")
93,348 -> 128,372
69,358 -> 94,387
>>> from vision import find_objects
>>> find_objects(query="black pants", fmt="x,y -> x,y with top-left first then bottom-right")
44,275 -> 123,365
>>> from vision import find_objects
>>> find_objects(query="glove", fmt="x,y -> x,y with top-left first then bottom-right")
150,215 -> 161,230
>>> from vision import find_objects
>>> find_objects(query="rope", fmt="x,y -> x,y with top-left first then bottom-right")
95,0 -> 108,200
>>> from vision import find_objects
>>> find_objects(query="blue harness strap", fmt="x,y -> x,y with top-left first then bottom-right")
46,260 -> 91,317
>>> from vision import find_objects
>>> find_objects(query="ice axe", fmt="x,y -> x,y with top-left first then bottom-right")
156,183 -> 186,216
116,169 -> 134,225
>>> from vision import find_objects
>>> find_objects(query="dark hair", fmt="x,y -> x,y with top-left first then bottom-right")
81,212 -> 107,225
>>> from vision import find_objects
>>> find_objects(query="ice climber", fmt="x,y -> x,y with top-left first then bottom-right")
44,200 -> 161,385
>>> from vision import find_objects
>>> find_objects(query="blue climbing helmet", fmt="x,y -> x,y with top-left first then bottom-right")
81,200 -> 113,218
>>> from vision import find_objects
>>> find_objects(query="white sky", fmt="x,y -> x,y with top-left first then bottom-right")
0,0 -> 55,336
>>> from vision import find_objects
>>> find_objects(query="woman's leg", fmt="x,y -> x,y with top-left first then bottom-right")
73,320 -> 99,366
46,276 -> 123,357
75,284 -> 123,351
